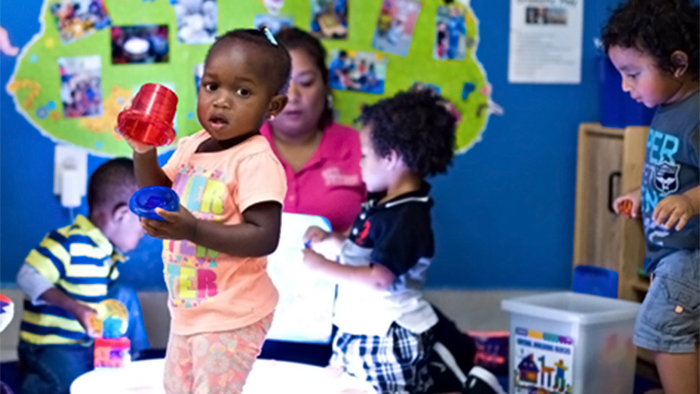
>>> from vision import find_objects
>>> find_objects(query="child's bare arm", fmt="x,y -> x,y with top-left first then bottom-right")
133,149 -> 171,188
613,188 -> 642,218
301,249 -> 396,291
654,185 -> 700,230
142,201 -> 282,257
39,288 -> 98,337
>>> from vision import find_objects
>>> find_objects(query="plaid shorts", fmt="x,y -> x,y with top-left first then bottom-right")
330,323 -> 434,394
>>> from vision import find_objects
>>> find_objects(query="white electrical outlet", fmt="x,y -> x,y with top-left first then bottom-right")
54,144 -> 88,198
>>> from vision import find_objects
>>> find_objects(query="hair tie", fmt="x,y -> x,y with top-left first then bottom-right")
262,27 -> 278,46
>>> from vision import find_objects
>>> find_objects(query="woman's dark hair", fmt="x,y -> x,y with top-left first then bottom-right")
602,0 -> 699,79
275,27 -> 335,130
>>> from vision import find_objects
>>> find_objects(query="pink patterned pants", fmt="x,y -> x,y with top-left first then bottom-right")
163,314 -> 273,394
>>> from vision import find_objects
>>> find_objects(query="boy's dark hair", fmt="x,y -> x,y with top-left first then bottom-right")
206,28 -> 292,94
357,90 -> 457,178
87,158 -> 137,212
602,0 -> 699,79
275,27 -> 334,130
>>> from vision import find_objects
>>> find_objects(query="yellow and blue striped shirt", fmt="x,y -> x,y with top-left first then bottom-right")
20,215 -> 126,345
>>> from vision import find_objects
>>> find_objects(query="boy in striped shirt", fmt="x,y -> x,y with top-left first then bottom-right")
16,158 -> 149,394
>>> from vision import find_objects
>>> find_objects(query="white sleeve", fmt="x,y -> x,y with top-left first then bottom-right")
16,263 -> 54,305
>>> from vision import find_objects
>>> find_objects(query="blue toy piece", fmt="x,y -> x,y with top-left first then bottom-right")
572,265 -> 618,298
129,186 -> 179,221
102,316 -> 125,339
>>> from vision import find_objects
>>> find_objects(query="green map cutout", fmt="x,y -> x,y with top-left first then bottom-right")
6,0 -> 492,157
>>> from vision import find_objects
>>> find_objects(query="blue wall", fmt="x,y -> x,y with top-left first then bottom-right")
1,0 -> 621,290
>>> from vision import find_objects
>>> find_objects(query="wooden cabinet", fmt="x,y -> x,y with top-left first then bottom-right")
573,122 -> 658,373
572,123 -> 649,303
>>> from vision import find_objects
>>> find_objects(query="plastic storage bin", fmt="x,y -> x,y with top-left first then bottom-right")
501,292 -> 640,394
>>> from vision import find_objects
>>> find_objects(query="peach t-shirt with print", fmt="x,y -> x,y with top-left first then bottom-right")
161,130 -> 287,335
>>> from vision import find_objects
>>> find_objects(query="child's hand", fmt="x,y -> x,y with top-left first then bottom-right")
72,304 -> 98,338
324,365 -> 344,379
141,205 -> 198,240
653,194 -> 697,231
118,130 -> 155,154
303,226 -> 329,244
302,248 -> 328,270
613,189 -> 642,218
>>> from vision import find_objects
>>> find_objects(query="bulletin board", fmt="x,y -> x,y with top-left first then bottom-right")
6,0 -> 494,157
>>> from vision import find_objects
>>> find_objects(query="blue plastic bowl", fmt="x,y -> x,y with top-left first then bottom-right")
129,186 -> 179,221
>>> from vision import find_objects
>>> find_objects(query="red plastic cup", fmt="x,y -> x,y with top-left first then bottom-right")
117,83 -> 178,146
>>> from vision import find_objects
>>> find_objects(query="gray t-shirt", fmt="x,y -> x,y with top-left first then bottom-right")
641,90 -> 700,272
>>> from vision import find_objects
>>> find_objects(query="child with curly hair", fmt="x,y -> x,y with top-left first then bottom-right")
302,90 -> 504,394
603,1 -> 700,393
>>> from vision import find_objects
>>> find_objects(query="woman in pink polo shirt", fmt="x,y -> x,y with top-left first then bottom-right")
261,27 -> 365,233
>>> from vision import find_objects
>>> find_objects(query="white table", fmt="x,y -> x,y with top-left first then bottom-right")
70,358 -> 375,394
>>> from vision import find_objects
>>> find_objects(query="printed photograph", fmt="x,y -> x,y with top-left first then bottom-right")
371,0 -> 421,57
58,55 -> 103,118
194,62 -> 204,92
171,0 -> 218,45
434,3 -> 467,60
111,25 -> 169,65
49,0 -> 111,44
310,0 -> 348,39
410,81 -> 442,95
254,14 -> 294,35
328,49 -> 387,95
526,6 -> 567,25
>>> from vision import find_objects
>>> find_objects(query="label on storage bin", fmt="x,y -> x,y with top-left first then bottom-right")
513,327 -> 574,394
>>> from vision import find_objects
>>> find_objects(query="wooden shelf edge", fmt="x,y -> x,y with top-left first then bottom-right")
630,278 -> 650,293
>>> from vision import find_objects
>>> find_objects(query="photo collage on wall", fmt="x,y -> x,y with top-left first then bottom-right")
329,50 -> 387,94
48,0 -> 224,120
371,0 -> 422,57
310,0 -> 348,39
111,25 -> 170,65
171,0 -> 218,45
58,55 -> 103,118
42,0 -> 479,134
50,0 -> 111,44
434,1 -> 468,60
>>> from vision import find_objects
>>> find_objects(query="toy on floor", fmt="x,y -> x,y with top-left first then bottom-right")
116,83 -> 178,146
0,294 -> 14,394
129,185 -> 180,221
94,337 -> 131,369
0,294 -> 14,333
90,299 -> 131,368
89,299 -> 129,337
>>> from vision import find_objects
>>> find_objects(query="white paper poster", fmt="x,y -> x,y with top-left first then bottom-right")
265,213 -> 337,343
508,0 -> 584,84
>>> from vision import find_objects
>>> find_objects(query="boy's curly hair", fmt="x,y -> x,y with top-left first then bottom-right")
602,0 -> 699,79
357,90 -> 457,178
